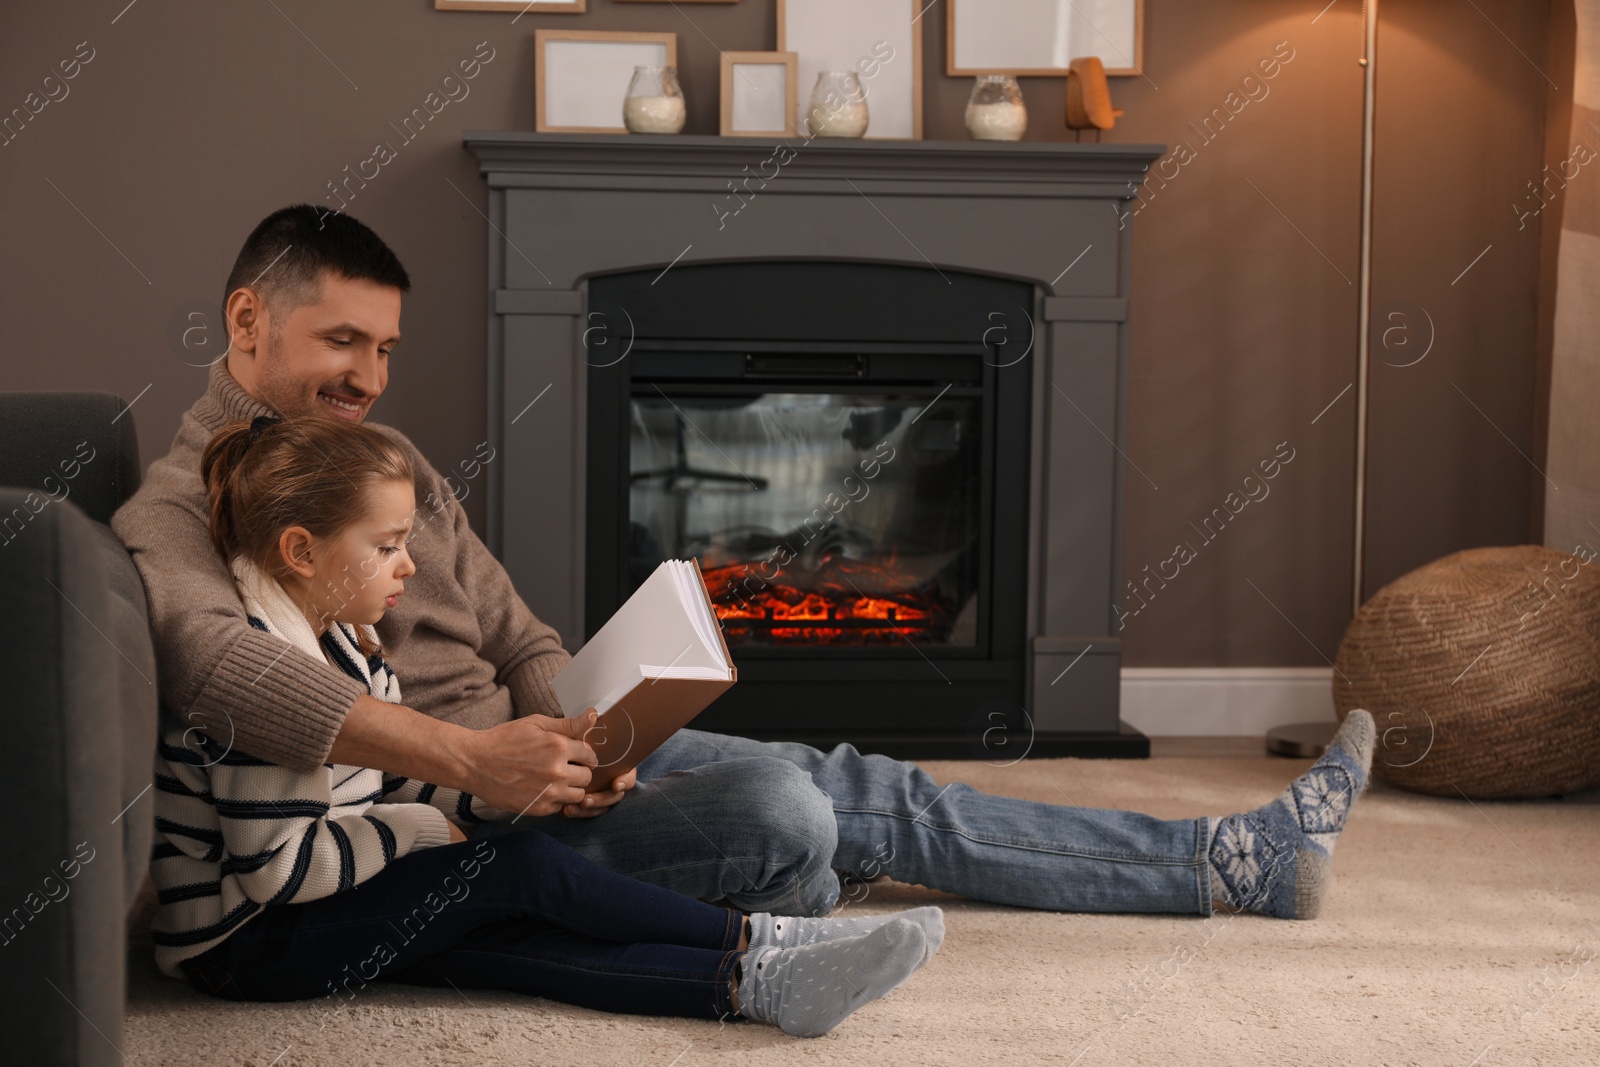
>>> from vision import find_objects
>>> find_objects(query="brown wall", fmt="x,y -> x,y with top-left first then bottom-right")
0,1 -> 1561,668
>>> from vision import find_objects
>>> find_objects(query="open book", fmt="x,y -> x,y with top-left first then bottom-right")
550,558 -> 736,791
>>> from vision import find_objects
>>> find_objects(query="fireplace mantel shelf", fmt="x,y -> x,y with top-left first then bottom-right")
464,131 -> 1163,187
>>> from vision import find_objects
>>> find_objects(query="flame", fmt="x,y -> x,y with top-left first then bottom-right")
700,557 -> 951,646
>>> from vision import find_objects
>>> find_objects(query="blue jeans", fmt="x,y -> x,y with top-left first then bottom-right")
481,730 -> 1214,918
179,828 -> 745,1021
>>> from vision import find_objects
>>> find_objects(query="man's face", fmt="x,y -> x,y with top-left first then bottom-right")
247,272 -> 403,423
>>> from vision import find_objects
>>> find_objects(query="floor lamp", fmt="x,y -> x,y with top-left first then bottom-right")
1267,0 -> 1378,758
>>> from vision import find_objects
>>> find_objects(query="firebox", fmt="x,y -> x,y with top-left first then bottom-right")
585,260 -> 1032,754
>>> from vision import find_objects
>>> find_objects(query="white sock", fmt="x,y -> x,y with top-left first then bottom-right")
746,907 -> 944,966
736,918 -> 928,1037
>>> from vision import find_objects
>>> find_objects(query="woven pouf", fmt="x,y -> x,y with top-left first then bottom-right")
1333,545 -> 1600,798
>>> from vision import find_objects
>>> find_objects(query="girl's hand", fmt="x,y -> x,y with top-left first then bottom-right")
562,768 -> 638,818
447,821 -> 468,844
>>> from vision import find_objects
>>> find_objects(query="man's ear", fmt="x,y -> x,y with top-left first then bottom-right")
277,526 -> 318,580
225,287 -> 269,357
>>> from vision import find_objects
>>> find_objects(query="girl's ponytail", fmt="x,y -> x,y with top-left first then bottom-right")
200,418 -> 266,566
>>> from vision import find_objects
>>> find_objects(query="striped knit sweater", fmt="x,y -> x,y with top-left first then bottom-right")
149,555 -> 514,979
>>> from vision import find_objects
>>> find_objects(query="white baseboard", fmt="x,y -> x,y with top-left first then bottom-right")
1119,667 -> 1336,737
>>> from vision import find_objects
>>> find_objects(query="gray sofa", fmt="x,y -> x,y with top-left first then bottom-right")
0,391 -> 157,1067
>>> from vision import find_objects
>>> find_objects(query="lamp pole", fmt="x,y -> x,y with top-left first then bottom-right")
1352,0 -> 1379,616
1269,1 -> 1380,757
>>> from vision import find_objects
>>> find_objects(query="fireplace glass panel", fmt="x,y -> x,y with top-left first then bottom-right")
627,391 -> 982,649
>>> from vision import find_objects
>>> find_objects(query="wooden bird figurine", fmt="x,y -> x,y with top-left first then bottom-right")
1065,56 -> 1124,139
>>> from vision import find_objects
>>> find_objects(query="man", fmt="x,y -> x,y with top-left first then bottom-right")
115,205 -> 1374,926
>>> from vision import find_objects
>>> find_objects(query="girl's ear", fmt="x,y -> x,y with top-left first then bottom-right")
277,526 -> 319,580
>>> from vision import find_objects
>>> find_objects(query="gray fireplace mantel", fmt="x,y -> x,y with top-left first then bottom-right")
465,130 -> 1162,736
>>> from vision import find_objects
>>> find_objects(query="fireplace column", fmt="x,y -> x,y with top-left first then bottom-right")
489,287 -> 586,643
1030,294 -> 1134,735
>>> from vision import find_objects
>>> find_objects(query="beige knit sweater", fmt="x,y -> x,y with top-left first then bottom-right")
111,359 -> 571,774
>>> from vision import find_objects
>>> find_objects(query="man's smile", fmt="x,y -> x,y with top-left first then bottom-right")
317,389 -> 367,420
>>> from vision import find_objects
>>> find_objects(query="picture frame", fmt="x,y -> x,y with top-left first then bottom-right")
776,0 -> 923,140
616,0 -> 738,4
947,0 -> 1145,78
436,0 -> 586,12
534,30 -> 678,134
720,51 -> 798,137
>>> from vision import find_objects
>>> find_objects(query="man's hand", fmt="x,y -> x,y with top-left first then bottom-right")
460,710 -> 599,818
542,707 -> 638,818
561,767 -> 638,818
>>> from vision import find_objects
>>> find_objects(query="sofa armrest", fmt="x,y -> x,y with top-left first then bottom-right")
0,489 -> 157,1067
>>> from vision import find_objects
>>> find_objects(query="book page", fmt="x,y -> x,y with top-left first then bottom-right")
671,560 -> 725,663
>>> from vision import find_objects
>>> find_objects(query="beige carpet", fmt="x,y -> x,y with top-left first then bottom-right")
125,754 -> 1600,1066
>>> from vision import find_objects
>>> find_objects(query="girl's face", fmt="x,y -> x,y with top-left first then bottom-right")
299,477 -> 417,633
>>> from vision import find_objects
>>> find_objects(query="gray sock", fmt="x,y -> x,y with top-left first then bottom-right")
1206,710 -> 1375,919
746,907 -> 944,967
736,918 -> 928,1038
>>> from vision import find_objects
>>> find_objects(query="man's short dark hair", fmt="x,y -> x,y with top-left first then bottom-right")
222,204 -> 411,333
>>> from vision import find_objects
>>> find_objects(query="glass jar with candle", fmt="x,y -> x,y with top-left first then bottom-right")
806,70 -> 869,138
623,65 -> 686,134
964,74 -> 1027,141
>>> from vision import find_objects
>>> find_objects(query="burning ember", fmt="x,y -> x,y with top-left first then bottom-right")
700,555 -> 955,646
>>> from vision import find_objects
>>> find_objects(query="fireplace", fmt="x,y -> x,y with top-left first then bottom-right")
584,261 -> 1031,741
465,131 -> 1162,757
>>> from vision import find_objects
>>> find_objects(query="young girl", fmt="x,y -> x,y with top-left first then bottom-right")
150,413 -> 943,1038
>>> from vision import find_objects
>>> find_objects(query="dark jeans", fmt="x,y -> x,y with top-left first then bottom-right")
179,828 -> 745,1022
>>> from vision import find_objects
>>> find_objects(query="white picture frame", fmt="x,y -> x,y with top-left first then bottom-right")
535,30 -> 679,134
947,0 -> 1145,78
721,51 -> 798,137
776,0 -> 923,140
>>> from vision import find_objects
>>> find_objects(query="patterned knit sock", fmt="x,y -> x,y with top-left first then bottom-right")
746,907 -> 944,967
736,918 -> 928,1038
1207,709 -> 1375,919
